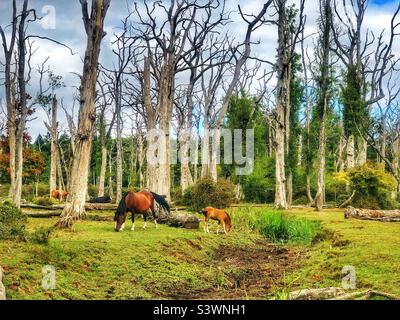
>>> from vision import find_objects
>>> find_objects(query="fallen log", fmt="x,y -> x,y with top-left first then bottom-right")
344,206 -> 400,222
157,211 -> 200,229
24,211 -> 62,218
288,287 -> 346,300
285,287 -> 400,300
20,203 -> 56,210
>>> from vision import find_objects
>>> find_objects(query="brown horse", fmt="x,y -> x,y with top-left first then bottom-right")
51,189 -> 69,202
114,190 -> 170,232
200,207 -> 232,235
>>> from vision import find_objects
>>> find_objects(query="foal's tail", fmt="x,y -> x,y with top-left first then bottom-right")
151,191 -> 170,213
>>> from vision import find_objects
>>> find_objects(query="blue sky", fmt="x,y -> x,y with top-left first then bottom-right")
0,0 -> 399,138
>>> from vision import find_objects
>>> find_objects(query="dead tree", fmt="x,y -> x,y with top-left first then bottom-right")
331,0 -> 400,168
133,0 -> 231,199
57,0 -> 111,228
273,0 -> 306,209
0,0 -> 17,199
96,70 -> 115,197
314,0 -> 333,211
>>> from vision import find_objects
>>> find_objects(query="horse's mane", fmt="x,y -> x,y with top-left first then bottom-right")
115,192 -> 130,217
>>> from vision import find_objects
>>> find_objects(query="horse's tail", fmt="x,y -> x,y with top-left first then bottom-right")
151,191 -> 170,213
224,211 -> 232,231
116,192 -> 130,216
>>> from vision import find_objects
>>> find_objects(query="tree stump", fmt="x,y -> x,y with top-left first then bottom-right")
344,206 -> 400,222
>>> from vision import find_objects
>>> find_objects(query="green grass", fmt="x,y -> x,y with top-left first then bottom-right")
1,206 -> 399,299
285,208 -> 400,297
0,213 -> 263,300
229,207 -> 321,244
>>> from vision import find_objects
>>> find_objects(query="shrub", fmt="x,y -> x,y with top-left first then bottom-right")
171,186 -> 184,205
182,177 -> 235,211
241,156 -> 275,203
29,227 -> 54,245
22,183 -> 49,199
0,202 -> 27,241
348,163 -> 398,209
32,196 -> 57,207
292,196 -> 310,206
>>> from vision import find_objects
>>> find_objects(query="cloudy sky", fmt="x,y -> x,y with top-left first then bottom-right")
0,0 -> 399,138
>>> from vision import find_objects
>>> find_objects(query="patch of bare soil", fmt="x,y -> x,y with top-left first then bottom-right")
162,240 -> 305,300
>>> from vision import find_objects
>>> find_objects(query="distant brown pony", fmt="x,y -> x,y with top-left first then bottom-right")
114,190 -> 170,232
200,207 -> 232,234
51,189 -> 69,202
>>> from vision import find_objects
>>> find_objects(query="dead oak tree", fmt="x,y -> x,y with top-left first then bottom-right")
57,0 -> 111,228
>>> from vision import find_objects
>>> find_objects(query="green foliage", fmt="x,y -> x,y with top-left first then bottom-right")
182,177 -> 235,211
171,186 -> 184,205
29,227 -> 54,245
348,163 -> 398,209
0,202 -> 27,240
341,64 -> 368,137
241,156 -> 275,203
32,196 -> 57,207
287,53 -> 304,175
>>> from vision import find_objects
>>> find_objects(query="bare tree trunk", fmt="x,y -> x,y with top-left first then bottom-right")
49,96 -> 58,195
157,61 -> 174,200
116,102 -> 123,203
57,0 -> 110,227
357,136 -> 367,166
297,134 -> 302,166
97,142 -> 107,197
180,131 -> 194,191
392,137 -> 399,199
137,134 -> 144,189
337,121 -> 345,172
274,4 -> 288,209
0,0 -> 17,199
143,56 -> 158,192
209,129 -> 220,182
315,0 -> 331,212
315,115 -> 327,211
346,135 -> 355,169
193,135 -> 198,183
108,145 -> 114,199
201,122 -> 210,178
57,149 -> 65,191
13,0 -> 30,208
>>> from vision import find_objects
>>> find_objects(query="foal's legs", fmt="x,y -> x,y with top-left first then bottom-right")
204,217 -> 210,233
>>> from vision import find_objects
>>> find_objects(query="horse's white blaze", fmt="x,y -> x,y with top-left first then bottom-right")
120,223 -> 125,231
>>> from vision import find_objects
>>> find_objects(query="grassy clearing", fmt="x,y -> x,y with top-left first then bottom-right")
285,208 -> 400,296
0,206 -> 399,299
1,213 -> 283,300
